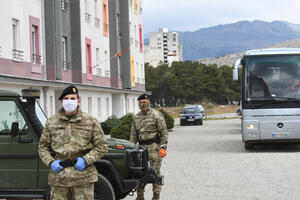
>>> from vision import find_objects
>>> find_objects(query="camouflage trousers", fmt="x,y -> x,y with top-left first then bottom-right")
137,143 -> 162,196
50,183 -> 94,200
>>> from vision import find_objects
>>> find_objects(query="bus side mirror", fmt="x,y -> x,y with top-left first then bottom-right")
233,58 -> 241,81
11,122 -> 19,137
233,69 -> 238,80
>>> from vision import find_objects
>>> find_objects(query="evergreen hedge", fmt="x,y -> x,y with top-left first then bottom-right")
100,116 -> 121,135
109,109 -> 174,141
157,108 -> 174,130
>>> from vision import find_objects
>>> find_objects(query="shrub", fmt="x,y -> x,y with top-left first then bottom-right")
157,108 -> 174,130
100,116 -> 121,135
110,113 -> 134,140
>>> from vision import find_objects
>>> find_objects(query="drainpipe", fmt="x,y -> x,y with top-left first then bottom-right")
41,0 -> 47,80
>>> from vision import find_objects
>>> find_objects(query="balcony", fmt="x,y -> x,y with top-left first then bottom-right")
118,31 -> 122,39
95,18 -> 100,27
61,0 -> 69,10
96,67 -> 102,76
63,61 -> 70,70
105,70 -> 110,78
12,49 -> 24,62
85,12 -> 91,23
103,23 -> 109,33
87,65 -> 92,73
32,54 -> 42,65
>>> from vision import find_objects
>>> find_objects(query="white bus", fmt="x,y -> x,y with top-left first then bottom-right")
233,48 -> 300,150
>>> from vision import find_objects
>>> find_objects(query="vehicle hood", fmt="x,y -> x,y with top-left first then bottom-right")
180,113 -> 202,117
106,137 -> 136,149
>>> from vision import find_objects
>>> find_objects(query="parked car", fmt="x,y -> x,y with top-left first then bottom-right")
196,104 -> 206,118
180,106 -> 203,126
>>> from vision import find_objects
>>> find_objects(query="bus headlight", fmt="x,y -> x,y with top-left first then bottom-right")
246,124 -> 256,129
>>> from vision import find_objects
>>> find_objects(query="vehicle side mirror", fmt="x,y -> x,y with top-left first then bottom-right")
11,122 -> 19,137
233,58 -> 241,81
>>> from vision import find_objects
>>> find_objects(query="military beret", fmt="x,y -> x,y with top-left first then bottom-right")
137,93 -> 150,101
58,85 -> 79,100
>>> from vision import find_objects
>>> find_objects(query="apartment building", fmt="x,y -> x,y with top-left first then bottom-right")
0,0 -> 145,121
144,28 -> 183,67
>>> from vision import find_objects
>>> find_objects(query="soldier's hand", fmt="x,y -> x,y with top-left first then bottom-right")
50,160 -> 63,173
75,157 -> 86,171
159,148 -> 167,158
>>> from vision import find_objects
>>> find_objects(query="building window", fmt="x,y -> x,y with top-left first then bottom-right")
104,50 -> 110,78
131,56 -> 135,87
121,99 -> 124,116
106,97 -> 110,118
95,48 -> 101,76
86,38 -> 92,80
85,0 -> 91,22
139,24 -> 143,53
97,97 -> 101,121
32,25 -> 41,64
132,99 -> 135,114
50,96 -> 54,116
126,98 -> 129,114
134,0 -> 138,14
94,0 -> 100,27
62,36 -> 69,70
12,19 -> 18,50
12,19 -> 23,61
102,0 -> 108,37
88,97 -> 92,114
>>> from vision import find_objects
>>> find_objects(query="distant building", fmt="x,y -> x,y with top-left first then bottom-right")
0,0 -> 145,121
144,28 -> 182,67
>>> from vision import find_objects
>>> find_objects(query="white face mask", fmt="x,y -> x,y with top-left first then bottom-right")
62,99 -> 78,113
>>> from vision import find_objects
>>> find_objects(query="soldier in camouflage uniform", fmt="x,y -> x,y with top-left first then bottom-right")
130,94 -> 168,200
38,85 -> 108,200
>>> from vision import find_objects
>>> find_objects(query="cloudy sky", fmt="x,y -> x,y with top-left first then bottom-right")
143,0 -> 300,34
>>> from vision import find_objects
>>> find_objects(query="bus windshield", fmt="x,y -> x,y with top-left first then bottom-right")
245,55 -> 300,101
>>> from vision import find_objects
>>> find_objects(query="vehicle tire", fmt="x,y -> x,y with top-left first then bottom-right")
180,121 -> 184,126
94,174 -> 116,200
199,119 -> 203,125
45,186 -> 51,200
244,143 -> 255,150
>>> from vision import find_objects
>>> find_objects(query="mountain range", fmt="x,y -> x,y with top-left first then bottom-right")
178,20 -> 300,60
144,20 -> 300,61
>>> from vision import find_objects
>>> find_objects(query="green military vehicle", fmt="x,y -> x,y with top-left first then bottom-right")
0,89 -> 162,199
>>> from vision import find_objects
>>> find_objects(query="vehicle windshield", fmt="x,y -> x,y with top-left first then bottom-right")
35,100 -> 47,126
182,107 -> 199,114
245,55 -> 300,101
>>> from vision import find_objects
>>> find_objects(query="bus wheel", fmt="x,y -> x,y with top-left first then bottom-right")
244,143 -> 255,150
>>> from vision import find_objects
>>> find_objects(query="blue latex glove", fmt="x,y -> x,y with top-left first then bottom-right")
50,160 -> 63,173
74,157 -> 86,171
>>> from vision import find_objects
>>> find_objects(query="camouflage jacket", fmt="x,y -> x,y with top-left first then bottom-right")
130,108 -> 168,147
38,108 -> 108,187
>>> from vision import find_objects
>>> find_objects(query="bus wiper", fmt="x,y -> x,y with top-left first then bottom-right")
272,97 -> 300,101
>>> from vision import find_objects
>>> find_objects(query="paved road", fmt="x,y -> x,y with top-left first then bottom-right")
125,118 -> 300,200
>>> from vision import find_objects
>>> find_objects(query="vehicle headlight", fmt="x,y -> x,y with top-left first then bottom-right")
180,116 -> 185,119
246,124 -> 256,129
195,115 -> 202,119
